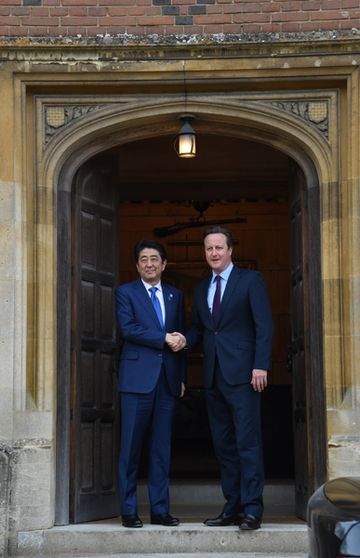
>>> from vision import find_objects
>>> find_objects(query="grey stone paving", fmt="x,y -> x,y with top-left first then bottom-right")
89,556 -> 306,558
12,483 -> 309,558
14,521 -> 308,557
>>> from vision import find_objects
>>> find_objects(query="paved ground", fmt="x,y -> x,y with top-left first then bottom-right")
40,556 -> 307,558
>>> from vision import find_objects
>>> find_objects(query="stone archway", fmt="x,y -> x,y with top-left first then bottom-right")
34,96 -> 333,524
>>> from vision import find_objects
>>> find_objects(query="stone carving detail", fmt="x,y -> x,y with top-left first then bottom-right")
44,104 -> 103,144
43,99 -> 329,146
268,100 -> 329,138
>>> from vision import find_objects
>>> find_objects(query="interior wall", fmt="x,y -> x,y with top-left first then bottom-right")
118,198 -> 290,387
118,197 -> 294,479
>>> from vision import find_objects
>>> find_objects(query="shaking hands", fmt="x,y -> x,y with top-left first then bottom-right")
165,332 -> 186,352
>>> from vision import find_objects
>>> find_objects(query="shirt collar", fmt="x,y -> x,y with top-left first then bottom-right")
212,262 -> 233,282
141,279 -> 162,292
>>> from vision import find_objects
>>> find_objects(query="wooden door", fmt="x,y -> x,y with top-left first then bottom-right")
70,157 -> 119,522
288,160 -> 326,519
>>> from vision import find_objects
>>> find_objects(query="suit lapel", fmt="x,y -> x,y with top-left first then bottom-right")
134,279 -> 160,325
161,283 -> 174,329
163,284 -> 174,328
217,266 -> 240,322
199,276 -> 213,325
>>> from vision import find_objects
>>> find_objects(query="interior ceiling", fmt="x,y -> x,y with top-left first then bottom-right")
108,133 -> 290,201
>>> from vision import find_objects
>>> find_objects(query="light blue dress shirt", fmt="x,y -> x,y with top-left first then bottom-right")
207,262 -> 234,314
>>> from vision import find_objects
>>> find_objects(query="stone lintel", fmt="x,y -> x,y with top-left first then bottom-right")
1,34 -> 360,62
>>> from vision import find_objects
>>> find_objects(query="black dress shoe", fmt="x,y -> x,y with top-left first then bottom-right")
204,511 -> 239,526
239,514 -> 261,530
122,514 -> 143,528
151,512 -> 179,526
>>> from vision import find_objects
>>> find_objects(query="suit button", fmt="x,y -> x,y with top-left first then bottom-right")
214,331 -> 218,335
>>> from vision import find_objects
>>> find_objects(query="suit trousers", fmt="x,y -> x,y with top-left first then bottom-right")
118,367 -> 176,516
205,361 -> 264,519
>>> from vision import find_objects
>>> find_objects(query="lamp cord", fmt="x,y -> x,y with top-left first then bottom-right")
183,59 -> 187,113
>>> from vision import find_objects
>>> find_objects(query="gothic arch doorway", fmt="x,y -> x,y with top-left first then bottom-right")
55,115 -> 326,526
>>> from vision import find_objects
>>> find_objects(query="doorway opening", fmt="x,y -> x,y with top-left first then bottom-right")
117,200 -> 293,482
59,119 -> 326,525
112,133 -> 294,482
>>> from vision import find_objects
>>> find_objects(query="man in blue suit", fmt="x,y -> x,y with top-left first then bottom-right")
183,226 -> 274,530
115,239 -> 186,528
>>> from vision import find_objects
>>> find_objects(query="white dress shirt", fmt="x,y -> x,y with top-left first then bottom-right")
142,279 -> 166,324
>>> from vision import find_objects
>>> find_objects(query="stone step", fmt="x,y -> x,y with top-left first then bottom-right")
14,521 -> 308,557
14,555 -> 307,558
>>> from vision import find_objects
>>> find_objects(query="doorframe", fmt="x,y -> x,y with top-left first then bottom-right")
56,185 -> 73,525
305,167 -> 327,491
54,105 -> 328,525
290,160 -> 327,514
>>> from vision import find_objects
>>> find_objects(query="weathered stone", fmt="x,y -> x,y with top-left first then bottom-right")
1,28 -> 360,558
0,451 -> 10,558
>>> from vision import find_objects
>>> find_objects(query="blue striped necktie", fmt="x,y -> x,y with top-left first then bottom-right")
149,286 -> 164,328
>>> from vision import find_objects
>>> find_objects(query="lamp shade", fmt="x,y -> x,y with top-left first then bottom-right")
176,116 -> 196,158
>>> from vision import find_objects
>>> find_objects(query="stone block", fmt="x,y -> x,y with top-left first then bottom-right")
0,449 -> 10,558
0,181 -> 15,224
328,436 -> 360,478
8,443 -> 54,532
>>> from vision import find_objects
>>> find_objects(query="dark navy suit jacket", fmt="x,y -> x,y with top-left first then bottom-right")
115,279 -> 186,396
186,266 -> 274,387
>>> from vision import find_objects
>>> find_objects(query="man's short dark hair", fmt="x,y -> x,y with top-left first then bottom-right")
134,239 -> 167,262
203,226 -> 234,248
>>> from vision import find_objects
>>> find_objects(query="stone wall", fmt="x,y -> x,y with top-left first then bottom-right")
0,441 -> 53,557
0,0 -> 359,39
0,29 -> 360,556
0,449 -> 10,558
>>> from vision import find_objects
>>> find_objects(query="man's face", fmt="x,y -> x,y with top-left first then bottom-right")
136,248 -> 166,286
204,233 -> 232,273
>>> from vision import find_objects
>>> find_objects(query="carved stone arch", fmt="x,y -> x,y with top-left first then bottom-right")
50,99 -> 333,523
42,97 -> 335,190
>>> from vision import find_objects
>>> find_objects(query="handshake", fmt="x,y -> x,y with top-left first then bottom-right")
165,332 -> 187,352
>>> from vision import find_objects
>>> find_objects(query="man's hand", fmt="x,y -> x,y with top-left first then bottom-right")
251,369 -> 268,392
180,382 -> 186,398
165,332 -> 186,352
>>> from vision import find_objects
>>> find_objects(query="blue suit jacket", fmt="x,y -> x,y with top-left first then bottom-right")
115,279 -> 186,396
186,266 -> 274,387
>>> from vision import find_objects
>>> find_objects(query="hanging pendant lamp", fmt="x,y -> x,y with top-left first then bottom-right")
175,114 -> 196,158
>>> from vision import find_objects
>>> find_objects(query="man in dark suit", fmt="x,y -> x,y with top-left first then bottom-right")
182,225 -> 274,530
115,239 -> 186,528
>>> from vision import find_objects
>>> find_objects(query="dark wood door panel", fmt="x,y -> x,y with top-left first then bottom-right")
289,162 -> 309,519
289,160 -> 326,519
71,159 -> 119,523
79,350 -> 96,406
